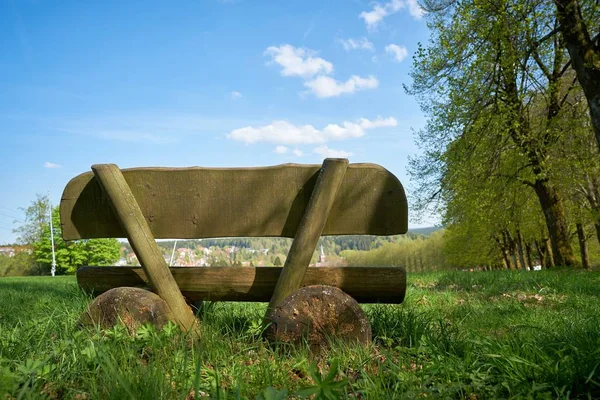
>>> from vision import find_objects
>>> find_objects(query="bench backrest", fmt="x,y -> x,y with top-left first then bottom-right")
60,163 -> 407,240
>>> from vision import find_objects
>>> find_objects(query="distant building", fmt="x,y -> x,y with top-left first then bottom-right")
315,245 -> 329,267
0,245 -> 31,257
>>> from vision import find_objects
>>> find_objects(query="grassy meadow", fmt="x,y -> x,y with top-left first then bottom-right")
1,269 -> 599,399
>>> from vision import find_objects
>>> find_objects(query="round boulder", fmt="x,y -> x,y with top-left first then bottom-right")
265,285 -> 371,349
80,287 -> 173,332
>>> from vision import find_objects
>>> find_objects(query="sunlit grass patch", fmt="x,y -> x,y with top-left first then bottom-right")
1,270 -> 599,398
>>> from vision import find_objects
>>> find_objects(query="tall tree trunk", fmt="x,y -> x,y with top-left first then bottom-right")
533,180 -> 575,266
525,242 -> 533,271
581,176 -> 600,247
500,18 -> 575,267
504,230 -> 521,269
576,223 -> 591,270
516,230 -> 527,271
534,239 -> 545,269
404,255 -> 411,273
545,238 -> 556,268
555,0 -> 600,151
501,231 -> 515,270
496,236 -> 510,269
509,233 -> 522,270
502,257 -> 509,270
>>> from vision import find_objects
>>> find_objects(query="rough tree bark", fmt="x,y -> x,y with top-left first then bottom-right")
516,230 -> 527,270
576,223 -> 591,269
534,240 -> 546,269
533,180 -> 575,266
582,176 -> 600,247
496,236 -> 511,270
555,0 -> 600,150
545,238 -> 556,268
501,231 -> 515,270
525,241 -> 533,271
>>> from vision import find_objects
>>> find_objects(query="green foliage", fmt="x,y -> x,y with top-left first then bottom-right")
13,195 -> 120,275
128,235 -> 438,268
343,231 -> 447,272
13,193 -> 51,246
406,0 -> 600,267
295,360 -> 348,399
255,386 -> 288,400
33,207 -> 120,274
0,252 -> 36,277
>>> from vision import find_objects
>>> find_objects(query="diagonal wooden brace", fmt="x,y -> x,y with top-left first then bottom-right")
91,164 -> 198,333
265,158 -> 348,321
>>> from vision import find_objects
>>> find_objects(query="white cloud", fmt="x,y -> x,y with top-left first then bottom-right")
360,0 -> 424,30
265,45 -> 333,78
273,145 -> 303,157
338,37 -> 375,51
385,44 -> 408,62
304,75 -> 379,98
313,145 -> 354,158
360,4 -> 389,30
227,116 -> 397,145
264,44 -> 378,98
44,161 -> 62,169
228,121 -> 322,145
231,91 -> 242,99
357,116 -> 398,129
406,0 -> 425,19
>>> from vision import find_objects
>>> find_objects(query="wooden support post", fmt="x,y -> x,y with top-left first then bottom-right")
265,158 -> 348,320
91,164 -> 198,333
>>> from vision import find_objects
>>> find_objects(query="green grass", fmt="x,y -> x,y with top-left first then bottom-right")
1,269 -> 600,399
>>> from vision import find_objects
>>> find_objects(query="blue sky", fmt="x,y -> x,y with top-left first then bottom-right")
0,0 -> 432,244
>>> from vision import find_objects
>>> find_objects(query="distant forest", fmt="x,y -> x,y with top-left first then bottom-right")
121,228 -> 443,256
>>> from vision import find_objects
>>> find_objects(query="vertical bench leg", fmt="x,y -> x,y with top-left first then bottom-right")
91,164 -> 198,333
265,158 -> 348,321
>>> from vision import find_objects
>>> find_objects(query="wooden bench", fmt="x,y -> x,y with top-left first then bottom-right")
60,159 -> 408,343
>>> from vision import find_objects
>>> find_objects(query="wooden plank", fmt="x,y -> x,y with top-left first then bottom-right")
60,163 -> 407,240
267,159 -> 348,317
77,266 -> 407,304
91,164 -> 198,333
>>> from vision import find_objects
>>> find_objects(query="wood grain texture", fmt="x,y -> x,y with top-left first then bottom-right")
60,163 -> 407,240
91,164 -> 198,333
267,159 -> 348,317
76,266 -> 407,304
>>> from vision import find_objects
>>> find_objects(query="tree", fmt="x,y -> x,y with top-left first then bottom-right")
34,207 -> 121,274
0,252 -> 36,277
14,196 -> 121,275
555,0 -> 600,150
273,256 -> 282,266
408,0 -> 580,266
13,194 -> 51,246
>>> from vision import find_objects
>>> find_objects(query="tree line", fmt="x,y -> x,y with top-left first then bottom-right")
407,0 -> 600,269
1,194 -> 120,276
